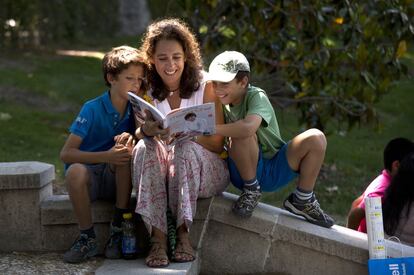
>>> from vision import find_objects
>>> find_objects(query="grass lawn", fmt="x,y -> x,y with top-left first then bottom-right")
1,47 -> 413,226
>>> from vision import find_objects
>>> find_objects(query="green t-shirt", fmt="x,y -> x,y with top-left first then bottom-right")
223,85 -> 285,159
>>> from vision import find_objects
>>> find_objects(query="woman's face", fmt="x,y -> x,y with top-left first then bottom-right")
152,39 -> 185,90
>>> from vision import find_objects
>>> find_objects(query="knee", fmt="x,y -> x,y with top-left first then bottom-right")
65,163 -> 89,190
307,128 -> 327,151
174,140 -> 198,157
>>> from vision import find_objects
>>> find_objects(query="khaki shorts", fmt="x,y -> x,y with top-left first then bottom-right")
86,163 -> 116,202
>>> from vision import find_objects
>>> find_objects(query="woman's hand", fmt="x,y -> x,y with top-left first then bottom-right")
141,110 -> 169,139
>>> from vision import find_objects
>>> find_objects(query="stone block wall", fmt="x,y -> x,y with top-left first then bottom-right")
2,161 -> 414,275
0,162 -> 54,251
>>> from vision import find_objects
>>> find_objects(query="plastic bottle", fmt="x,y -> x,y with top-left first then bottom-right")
365,196 -> 386,259
122,213 -> 137,259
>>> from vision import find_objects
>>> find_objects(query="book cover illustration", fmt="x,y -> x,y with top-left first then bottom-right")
128,92 -> 216,141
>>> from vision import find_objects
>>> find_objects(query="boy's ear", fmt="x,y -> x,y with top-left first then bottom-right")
107,73 -> 116,84
241,75 -> 249,88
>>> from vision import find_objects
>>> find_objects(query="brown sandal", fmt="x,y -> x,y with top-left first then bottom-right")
173,237 -> 196,263
145,238 -> 169,268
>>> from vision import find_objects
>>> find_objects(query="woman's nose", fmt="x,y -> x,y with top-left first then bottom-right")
167,58 -> 174,66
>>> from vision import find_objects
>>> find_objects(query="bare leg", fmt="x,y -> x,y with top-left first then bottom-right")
228,135 -> 261,217
65,163 -> 92,230
114,162 -> 132,209
286,128 -> 327,191
228,135 -> 259,181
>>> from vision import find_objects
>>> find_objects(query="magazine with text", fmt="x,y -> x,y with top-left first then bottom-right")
128,92 -> 216,140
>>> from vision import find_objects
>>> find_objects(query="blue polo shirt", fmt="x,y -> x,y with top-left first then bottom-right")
69,91 -> 135,153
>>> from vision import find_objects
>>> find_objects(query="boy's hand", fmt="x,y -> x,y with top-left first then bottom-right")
107,144 -> 132,165
114,132 -> 134,146
114,132 -> 136,155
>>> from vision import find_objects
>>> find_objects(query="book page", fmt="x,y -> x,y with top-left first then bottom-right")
128,92 -> 165,124
165,102 -> 216,137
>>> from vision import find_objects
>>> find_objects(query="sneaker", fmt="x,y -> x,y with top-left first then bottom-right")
283,193 -> 334,228
232,188 -> 262,218
63,233 -> 98,263
104,224 -> 123,259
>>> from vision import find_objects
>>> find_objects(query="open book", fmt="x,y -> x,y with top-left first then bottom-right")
128,92 -> 216,140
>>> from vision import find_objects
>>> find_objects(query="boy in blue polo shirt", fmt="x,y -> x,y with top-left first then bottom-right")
60,46 -> 146,263
208,51 -> 334,228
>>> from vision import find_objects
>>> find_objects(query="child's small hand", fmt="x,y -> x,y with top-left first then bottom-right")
114,132 -> 133,145
107,144 -> 131,165
114,132 -> 136,155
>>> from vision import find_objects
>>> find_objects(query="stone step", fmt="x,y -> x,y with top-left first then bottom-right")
96,254 -> 200,275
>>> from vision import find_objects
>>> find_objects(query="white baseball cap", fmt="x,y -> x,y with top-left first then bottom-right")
208,51 -> 250,82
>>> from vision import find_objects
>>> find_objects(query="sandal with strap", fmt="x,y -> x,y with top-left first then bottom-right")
173,237 -> 196,263
145,238 -> 169,268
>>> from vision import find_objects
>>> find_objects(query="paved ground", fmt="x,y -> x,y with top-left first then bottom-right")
0,252 -> 104,274
0,252 -> 197,275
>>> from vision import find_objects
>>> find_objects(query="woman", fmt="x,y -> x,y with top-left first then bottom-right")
383,153 -> 414,246
132,18 -> 229,267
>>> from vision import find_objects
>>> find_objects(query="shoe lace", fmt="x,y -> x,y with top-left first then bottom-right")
303,199 -> 327,219
72,234 -> 89,251
238,189 -> 261,209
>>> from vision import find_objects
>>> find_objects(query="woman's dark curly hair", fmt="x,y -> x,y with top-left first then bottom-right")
383,153 -> 414,235
140,18 -> 203,101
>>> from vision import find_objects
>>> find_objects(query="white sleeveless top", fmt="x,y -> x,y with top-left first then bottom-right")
151,71 -> 207,116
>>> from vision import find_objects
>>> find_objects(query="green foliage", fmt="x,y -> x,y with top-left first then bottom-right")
0,0 -> 119,49
177,0 -> 414,131
0,52 -> 105,177
0,48 -> 413,224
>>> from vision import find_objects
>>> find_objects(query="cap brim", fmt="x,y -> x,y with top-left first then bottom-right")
206,71 -> 237,82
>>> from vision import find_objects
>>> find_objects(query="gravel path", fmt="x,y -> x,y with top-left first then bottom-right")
0,252 -> 104,275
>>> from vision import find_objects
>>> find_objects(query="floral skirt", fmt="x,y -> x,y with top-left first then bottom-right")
132,138 -> 229,234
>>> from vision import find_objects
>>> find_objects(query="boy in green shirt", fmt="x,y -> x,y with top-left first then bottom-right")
208,51 -> 334,228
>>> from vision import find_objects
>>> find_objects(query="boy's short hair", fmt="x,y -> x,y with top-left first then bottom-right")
102,45 -> 145,87
208,51 -> 250,83
383,137 -> 414,171
234,71 -> 250,83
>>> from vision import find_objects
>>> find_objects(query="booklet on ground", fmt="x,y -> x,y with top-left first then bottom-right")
128,92 -> 216,139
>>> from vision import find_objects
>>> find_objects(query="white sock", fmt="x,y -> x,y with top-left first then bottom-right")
294,187 -> 313,201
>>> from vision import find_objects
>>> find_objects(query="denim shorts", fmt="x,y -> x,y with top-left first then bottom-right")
86,163 -> 116,202
228,143 -> 298,192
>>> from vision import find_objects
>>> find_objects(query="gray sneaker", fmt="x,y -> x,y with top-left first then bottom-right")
232,188 -> 262,218
63,233 -> 98,263
283,193 -> 334,228
104,224 -> 123,259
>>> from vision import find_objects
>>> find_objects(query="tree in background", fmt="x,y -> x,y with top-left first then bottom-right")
175,0 -> 414,131
2,0 -> 413,131
0,0 -> 119,49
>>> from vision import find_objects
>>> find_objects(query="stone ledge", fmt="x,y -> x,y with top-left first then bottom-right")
200,192 -> 414,275
41,195 -> 214,226
39,195 -> 214,254
41,195 -> 114,225
0,161 -> 54,190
